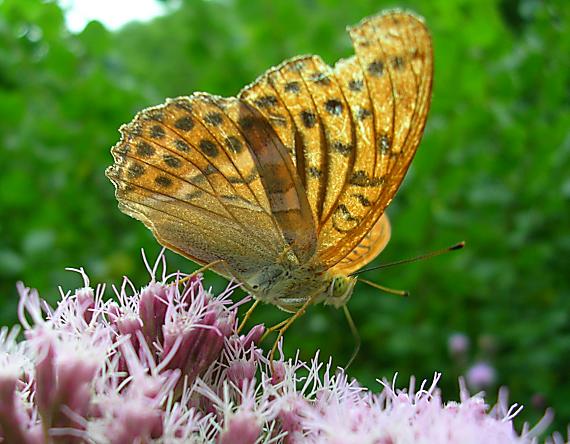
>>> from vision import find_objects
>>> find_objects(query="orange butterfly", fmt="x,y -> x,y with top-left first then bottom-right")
106,11 -> 432,330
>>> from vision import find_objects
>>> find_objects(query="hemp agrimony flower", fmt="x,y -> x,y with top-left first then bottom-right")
0,255 -> 560,443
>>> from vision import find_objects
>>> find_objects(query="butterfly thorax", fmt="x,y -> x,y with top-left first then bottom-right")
246,254 -> 357,312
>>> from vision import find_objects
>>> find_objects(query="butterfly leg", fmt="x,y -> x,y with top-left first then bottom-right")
175,259 -> 226,286
259,318 -> 290,343
267,294 -> 319,373
237,299 -> 260,334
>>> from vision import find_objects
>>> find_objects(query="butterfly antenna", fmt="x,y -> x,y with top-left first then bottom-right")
350,241 -> 465,276
343,305 -> 360,369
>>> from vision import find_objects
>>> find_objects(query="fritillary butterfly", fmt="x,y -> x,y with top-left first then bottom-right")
106,10 -> 433,314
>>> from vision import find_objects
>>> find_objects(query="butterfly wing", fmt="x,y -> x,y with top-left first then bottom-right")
240,54 -> 357,232
106,94 -> 316,281
241,11 -> 432,271
331,214 -> 391,275
319,11 -> 433,269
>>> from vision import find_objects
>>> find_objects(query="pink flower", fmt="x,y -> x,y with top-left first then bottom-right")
0,254 -> 560,443
448,332 -> 470,356
466,361 -> 497,390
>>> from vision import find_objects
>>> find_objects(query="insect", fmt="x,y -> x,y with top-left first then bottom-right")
106,10 -> 433,355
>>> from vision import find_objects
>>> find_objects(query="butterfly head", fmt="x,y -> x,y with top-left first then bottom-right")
323,274 -> 357,309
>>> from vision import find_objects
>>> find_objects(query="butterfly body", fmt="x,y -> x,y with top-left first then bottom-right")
242,251 -> 356,311
107,11 -> 433,313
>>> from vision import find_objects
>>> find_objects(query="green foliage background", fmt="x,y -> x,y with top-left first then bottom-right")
1,0 -> 569,433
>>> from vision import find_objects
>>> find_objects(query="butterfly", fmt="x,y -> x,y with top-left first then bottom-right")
106,11 -> 433,317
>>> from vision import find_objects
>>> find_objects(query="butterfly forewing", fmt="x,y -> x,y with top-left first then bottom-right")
314,55 -> 383,251
298,56 -> 357,226
317,12 -> 433,269
243,55 -> 362,232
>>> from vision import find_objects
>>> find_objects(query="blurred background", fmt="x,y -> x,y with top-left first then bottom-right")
1,0 -> 568,433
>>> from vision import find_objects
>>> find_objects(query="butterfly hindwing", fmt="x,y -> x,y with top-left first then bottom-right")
330,214 -> 391,275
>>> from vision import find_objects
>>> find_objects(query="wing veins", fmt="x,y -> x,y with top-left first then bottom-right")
119,193 -> 265,255
118,172 -> 238,220
295,58 -> 330,220
118,179 -> 279,258
382,16 -> 429,182
319,13 -> 433,268
205,98 -> 288,238
122,134 -> 280,252
136,132 -> 273,223
167,97 -> 274,218
367,17 -> 399,184
123,151 -> 231,210
315,61 -> 359,233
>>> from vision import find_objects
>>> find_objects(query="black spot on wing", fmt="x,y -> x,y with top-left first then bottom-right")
352,193 -> 371,207
127,163 -> 145,179
349,170 -> 385,187
228,169 -> 258,184
348,79 -> 363,91
172,99 -> 193,113
254,95 -> 278,108
325,99 -> 343,116
225,136 -> 243,154
367,60 -> 384,76
174,139 -> 190,153
136,141 -> 155,158
377,134 -> 391,154
174,116 -> 194,131
150,125 -> 165,139
284,81 -> 300,93
203,164 -> 217,176
392,55 -> 405,70
301,110 -> 317,128
308,166 -> 322,178
204,112 -> 223,126
155,176 -> 173,188
332,141 -> 353,157
238,116 -> 254,130
356,108 -> 371,120
144,109 -> 165,122
200,139 -> 219,157
310,72 -> 331,85
332,204 -> 361,233
163,154 -> 182,168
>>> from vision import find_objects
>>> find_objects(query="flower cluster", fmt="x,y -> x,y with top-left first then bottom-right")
0,255 -> 561,443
